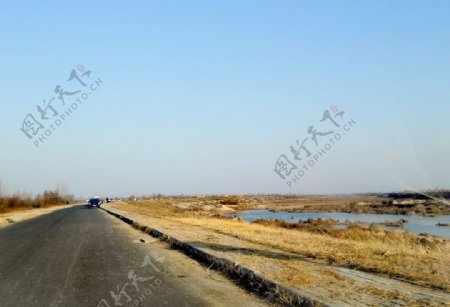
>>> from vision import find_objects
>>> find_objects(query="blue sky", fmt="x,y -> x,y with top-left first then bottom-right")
1,1 -> 449,197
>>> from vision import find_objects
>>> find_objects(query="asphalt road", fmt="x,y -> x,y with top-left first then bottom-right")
0,205 -> 268,307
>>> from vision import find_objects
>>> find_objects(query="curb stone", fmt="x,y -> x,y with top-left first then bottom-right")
101,207 -> 329,307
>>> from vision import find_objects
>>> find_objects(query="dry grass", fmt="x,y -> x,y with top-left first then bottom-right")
0,191 -> 73,214
115,199 -> 450,291
131,193 -> 450,215
264,195 -> 450,215
252,218 -> 426,245
175,216 -> 450,290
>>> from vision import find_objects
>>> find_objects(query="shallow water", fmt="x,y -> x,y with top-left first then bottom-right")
227,210 -> 450,238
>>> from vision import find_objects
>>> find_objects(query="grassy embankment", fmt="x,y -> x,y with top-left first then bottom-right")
112,197 -> 450,292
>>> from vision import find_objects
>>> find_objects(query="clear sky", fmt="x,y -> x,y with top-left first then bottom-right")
1,1 -> 449,198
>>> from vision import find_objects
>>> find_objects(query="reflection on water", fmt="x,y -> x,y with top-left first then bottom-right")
228,210 -> 450,238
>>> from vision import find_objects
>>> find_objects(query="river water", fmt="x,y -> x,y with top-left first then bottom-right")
227,210 -> 450,238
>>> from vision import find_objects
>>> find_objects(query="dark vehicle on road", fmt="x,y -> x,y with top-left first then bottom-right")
87,197 -> 102,208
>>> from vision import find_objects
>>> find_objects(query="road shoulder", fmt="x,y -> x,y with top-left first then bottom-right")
103,203 -> 450,306
0,204 -> 79,228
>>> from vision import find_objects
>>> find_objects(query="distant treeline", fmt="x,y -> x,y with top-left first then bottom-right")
387,191 -> 450,200
0,191 -> 74,213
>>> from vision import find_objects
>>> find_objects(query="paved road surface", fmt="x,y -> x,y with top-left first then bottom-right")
0,205 -> 268,307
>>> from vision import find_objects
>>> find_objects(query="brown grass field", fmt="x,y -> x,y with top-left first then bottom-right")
105,197 -> 450,296
0,191 -> 73,214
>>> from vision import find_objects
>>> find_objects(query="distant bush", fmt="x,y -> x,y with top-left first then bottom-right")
0,190 -> 73,213
219,197 -> 240,205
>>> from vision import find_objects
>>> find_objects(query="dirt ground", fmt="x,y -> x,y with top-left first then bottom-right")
157,193 -> 450,216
